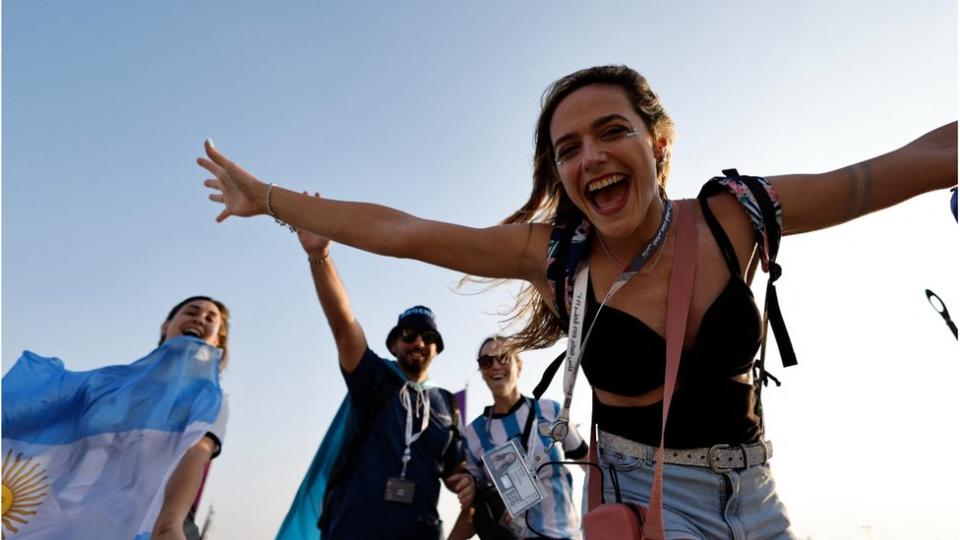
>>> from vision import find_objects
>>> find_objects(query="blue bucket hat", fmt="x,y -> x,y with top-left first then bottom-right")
385,305 -> 444,353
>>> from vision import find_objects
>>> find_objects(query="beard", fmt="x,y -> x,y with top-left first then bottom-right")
396,347 -> 430,377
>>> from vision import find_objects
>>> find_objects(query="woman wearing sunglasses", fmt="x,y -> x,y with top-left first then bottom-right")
453,336 -> 587,540
200,64 -> 956,538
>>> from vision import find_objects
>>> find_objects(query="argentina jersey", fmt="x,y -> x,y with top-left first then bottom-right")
463,397 -> 588,539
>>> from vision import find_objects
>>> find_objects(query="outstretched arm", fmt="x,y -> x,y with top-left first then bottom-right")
771,122 -> 957,235
296,212 -> 367,374
152,437 -> 217,540
198,141 -> 549,286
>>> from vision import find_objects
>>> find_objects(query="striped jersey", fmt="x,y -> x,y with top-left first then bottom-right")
463,397 -> 587,539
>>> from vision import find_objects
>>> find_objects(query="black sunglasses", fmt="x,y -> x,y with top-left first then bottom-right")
399,327 -> 441,345
477,354 -> 511,370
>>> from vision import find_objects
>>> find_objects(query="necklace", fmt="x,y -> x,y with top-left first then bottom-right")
594,199 -> 673,274
597,234 -> 624,267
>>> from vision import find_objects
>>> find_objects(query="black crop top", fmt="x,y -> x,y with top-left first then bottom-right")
581,197 -> 763,448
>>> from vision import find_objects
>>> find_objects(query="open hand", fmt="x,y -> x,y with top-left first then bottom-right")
198,140 -> 268,222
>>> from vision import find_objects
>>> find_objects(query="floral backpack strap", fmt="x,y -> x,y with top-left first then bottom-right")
698,169 -> 797,370
545,216 -> 592,327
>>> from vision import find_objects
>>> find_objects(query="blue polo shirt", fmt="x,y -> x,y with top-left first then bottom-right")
321,348 -> 463,540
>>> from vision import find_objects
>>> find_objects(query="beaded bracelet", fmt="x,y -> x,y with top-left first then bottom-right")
265,183 -> 296,233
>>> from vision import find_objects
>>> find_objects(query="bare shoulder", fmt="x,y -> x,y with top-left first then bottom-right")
699,193 -> 753,243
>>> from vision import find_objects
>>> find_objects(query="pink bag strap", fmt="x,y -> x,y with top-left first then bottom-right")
586,199 -> 699,540
645,198 -> 698,537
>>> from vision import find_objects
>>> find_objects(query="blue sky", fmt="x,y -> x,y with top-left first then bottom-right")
3,1 -> 957,538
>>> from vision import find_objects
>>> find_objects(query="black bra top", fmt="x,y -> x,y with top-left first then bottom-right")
580,197 -> 762,398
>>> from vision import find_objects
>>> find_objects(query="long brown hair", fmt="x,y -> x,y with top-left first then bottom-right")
500,65 -> 676,354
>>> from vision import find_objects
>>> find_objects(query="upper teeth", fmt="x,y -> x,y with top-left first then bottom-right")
588,175 -> 625,193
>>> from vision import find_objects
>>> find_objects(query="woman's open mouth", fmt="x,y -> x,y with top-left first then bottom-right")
181,327 -> 203,338
586,174 -> 630,216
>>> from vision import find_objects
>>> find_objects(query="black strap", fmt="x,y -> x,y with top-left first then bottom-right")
532,351 -> 565,403
520,397 -> 538,452
441,389 -> 463,477
697,195 -> 742,277
728,170 -> 796,369
702,170 -> 797,369
763,267 -> 796,368
319,370 -> 403,529
528,351 -> 565,449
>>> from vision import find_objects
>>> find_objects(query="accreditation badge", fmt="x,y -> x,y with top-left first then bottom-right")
481,439 -> 545,518
384,477 -> 416,504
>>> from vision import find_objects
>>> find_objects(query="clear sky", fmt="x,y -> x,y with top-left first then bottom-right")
2,1 -> 957,539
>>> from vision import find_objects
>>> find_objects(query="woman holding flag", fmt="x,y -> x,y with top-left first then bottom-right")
152,296 -> 231,540
1,296 -> 230,540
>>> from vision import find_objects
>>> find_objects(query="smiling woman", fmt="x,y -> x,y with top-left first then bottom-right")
199,64 -> 956,539
451,336 -> 588,540
160,296 -> 231,372
153,296 -> 232,540
1,295 -> 231,540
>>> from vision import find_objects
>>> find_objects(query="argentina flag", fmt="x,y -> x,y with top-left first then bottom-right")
1,336 -> 222,540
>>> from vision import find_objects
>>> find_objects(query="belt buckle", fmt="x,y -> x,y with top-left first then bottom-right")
708,444 -> 735,473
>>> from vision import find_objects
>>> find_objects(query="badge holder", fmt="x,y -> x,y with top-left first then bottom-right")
481,439 -> 545,519
384,476 -> 416,504
384,381 -> 431,504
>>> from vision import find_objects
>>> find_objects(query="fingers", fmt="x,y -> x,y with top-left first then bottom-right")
204,139 -> 234,168
216,209 -> 231,223
457,482 -> 475,508
204,178 -> 224,191
209,193 -> 224,203
197,157 -> 224,177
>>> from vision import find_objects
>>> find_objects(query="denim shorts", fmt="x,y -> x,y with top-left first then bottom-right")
597,446 -> 796,540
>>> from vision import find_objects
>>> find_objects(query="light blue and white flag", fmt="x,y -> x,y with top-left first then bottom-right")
1,336 -> 222,540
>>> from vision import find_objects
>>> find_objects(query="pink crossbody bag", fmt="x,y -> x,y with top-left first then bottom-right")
582,199 -> 698,540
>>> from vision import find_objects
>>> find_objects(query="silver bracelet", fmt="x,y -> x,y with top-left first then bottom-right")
265,183 -> 296,233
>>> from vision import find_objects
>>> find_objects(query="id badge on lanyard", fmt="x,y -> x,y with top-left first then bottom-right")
384,382 -> 430,504
481,438 -> 545,518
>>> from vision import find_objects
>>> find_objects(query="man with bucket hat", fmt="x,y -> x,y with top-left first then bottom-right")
276,228 -> 472,540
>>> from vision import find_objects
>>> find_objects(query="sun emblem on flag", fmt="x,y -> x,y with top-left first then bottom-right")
2,449 -> 48,539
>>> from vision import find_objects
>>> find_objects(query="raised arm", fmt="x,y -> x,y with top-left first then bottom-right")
198,141 -> 549,286
296,217 -> 367,374
771,122 -> 957,235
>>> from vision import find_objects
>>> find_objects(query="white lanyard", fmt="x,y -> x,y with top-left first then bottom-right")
548,200 -> 674,443
399,381 -> 431,478
548,264 -> 619,442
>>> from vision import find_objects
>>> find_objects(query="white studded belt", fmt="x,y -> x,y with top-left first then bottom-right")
599,431 -> 773,473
